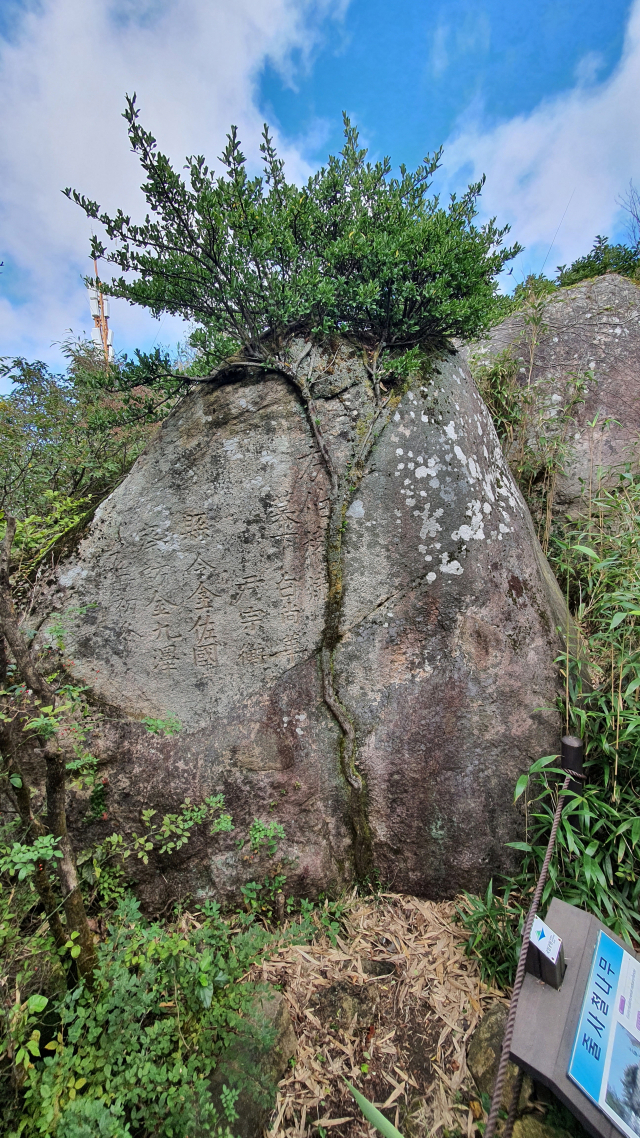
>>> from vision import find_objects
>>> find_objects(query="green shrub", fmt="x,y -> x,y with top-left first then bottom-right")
457,882 -> 526,988
65,97 -> 519,391
0,796 -> 347,1135
0,352 -> 150,527
5,895 -> 268,1137
557,235 -> 640,287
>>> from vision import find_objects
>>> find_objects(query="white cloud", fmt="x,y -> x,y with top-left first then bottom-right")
428,10 -> 490,81
0,0 -> 345,383
440,0 -> 640,282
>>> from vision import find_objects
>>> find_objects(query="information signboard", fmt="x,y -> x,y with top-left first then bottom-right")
569,930 -> 640,1138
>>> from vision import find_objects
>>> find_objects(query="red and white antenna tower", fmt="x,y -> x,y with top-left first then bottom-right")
87,257 -> 114,363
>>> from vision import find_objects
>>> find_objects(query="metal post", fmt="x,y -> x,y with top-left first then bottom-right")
561,735 -> 584,794
92,257 -> 111,365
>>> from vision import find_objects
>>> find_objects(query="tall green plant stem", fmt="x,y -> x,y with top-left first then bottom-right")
0,519 -> 97,985
0,729 -> 67,954
42,738 -> 97,981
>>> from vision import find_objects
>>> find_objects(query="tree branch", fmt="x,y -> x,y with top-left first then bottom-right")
0,736 -> 67,952
0,520 -> 97,984
0,519 -> 53,702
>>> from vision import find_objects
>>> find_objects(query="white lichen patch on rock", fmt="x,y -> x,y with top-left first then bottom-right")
368,363 -> 526,581
346,499 -> 365,519
452,500 -> 486,543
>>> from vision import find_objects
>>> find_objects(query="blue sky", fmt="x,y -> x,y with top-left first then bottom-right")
261,0 -> 631,175
1,0 -> 639,394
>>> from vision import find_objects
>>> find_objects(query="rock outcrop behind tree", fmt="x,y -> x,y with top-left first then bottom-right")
468,274 -> 640,512
48,339 -> 568,907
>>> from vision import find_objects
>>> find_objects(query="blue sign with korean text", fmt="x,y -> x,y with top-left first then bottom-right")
569,932 -> 625,1104
567,930 -> 640,1138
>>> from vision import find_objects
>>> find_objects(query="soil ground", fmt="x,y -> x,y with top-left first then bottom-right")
253,892 -> 506,1138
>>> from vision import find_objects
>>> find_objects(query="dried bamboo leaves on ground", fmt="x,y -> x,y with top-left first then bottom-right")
252,893 -> 505,1138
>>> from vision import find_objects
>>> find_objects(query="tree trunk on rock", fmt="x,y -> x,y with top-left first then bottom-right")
0,519 -> 97,985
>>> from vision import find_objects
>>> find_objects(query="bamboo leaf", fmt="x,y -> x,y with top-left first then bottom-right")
528,755 -> 562,773
610,611 -> 629,629
345,1082 -> 404,1138
514,775 -> 529,802
584,855 -> 607,890
572,545 -> 600,560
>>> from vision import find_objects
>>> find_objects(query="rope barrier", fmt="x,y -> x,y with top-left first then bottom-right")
503,1067 -> 524,1138
483,772 -> 572,1138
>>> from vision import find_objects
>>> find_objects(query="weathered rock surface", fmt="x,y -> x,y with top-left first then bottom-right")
467,1002 -> 588,1138
50,339 -> 569,905
467,1001 -> 532,1112
512,1116 -> 575,1138
469,274 -> 640,511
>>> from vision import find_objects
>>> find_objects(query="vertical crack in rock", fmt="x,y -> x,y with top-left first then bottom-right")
266,342 -> 397,883
319,402 -> 400,882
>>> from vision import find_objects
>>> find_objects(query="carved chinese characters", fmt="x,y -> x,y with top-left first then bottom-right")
59,379 -> 331,728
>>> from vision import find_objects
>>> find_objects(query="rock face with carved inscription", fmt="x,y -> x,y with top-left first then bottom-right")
51,339 -> 568,907
468,274 -> 640,510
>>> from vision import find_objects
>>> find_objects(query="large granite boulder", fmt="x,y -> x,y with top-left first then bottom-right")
468,274 -> 640,511
49,340 -> 568,906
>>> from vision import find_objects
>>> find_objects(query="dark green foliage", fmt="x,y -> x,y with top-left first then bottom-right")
0,350 -> 150,523
511,769 -> 639,942
502,232 -> 640,302
0,346 -> 153,589
0,342 -> 166,595
6,895 -> 266,1137
556,234 -> 640,287
65,96 -> 520,372
457,882 -> 525,988
542,1092 -> 592,1138
55,1097 -> 132,1137
472,347 -> 521,445
100,345 -> 198,430
511,273 -> 557,306
0,872 -> 347,1136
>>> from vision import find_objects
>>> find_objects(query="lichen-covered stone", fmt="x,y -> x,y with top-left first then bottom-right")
512,1116 -> 574,1138
467,1001 -> 532,1112
49,341 -> 568,906
469,274 -> 640,511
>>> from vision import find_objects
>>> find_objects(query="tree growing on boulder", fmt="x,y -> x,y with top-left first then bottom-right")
64,101 -> 521,879
65,96 -> 519,399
